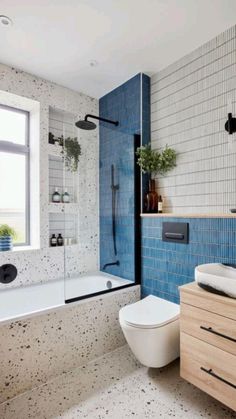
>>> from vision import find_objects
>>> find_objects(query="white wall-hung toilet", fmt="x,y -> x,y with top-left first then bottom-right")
119,295 -> 180,368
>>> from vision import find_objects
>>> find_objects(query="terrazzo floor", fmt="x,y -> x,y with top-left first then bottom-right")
0,345 -> 235,419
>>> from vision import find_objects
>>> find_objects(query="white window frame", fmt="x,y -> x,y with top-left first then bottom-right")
0,104 -> 30,246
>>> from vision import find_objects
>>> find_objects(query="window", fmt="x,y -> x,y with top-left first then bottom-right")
0,105 -> 30,246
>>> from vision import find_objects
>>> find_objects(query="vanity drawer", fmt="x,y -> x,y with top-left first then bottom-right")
181,303 -> 236,356
180,283 -> 236,321
181,333 -> 236,411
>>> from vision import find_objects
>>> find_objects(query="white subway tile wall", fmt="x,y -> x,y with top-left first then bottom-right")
49,156 -> 77,203
49,107 -> 75,139
49,213 -> 77,244
151,25 -> 236,214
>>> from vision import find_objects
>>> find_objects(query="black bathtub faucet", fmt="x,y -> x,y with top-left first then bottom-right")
102,260 -> 120,270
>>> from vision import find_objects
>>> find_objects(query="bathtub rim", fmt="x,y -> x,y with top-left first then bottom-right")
64,270 -> 138,304
0,282 -> 140,326
65,281 -> 137,304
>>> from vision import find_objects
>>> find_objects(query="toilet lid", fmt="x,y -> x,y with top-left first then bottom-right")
119,295 -> 180,329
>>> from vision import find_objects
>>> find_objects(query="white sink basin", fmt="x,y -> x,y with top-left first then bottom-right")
195,263 -> 236,298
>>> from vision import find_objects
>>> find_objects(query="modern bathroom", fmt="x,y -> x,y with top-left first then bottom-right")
0,2 -> 236,418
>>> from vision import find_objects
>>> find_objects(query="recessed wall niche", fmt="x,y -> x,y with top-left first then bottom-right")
48,107 -> 78,246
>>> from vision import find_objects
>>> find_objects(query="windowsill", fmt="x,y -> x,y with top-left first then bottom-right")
1,245 -> 40,254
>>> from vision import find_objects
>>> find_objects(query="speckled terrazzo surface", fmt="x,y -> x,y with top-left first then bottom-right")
0,286 -> 140,403
0,345 -> 235,419
0,63 -> 99,290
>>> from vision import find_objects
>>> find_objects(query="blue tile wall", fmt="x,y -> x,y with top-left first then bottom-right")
141,74 -> 151,206
99,74 -> 150,280
142,74 -> 150,145
142,216 -> 236,303
100,73 -> 236,301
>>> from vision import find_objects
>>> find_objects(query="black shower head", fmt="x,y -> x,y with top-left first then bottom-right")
75,119 -> 96,130
75,114 -> 119,130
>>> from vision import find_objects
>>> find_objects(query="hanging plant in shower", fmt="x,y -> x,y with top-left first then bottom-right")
61,137 -> 82,172
136,143 -> 177,175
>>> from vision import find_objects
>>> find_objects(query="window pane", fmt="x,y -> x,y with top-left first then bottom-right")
0,152 -> 26,244
0,107 -> 27,145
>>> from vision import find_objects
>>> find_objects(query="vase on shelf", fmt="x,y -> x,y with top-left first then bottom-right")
145,179 -> 158,213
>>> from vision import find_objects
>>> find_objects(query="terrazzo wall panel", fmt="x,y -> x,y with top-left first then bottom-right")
0,63 -> 99,289
0,285 -> 140,403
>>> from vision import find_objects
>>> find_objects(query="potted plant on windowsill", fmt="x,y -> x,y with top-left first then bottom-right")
136,144 -> 177,213
0,225 -> 17,251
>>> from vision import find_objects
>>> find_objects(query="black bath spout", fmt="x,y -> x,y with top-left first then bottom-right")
102,260 -> 120,270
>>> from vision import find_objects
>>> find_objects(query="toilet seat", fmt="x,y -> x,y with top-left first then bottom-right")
119,295 -> 179,329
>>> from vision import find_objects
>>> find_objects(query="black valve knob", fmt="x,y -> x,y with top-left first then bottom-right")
0,264 -> 17,284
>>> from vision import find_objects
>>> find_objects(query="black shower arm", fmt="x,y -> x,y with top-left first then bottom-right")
85,114 -> 119,126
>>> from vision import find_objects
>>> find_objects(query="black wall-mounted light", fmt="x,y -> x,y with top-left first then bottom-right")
225,113 -> 236,135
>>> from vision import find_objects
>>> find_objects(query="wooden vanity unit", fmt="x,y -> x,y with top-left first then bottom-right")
179,282 -> 236,411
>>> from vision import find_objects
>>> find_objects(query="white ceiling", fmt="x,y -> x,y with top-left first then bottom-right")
0,0 -> 236,98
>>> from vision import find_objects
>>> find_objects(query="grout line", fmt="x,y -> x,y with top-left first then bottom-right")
151,78 -> 236,115
151,89 -> 236,124
151,32 -> 236,86
151,43 -> 236,94
151,115 -> 226,140
151,103 -> 226,133
151,60 -> 235,105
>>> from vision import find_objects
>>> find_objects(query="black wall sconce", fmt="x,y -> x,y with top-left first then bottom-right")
225,113 -> 236,134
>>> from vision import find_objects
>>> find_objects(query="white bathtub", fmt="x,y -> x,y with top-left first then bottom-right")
0,272 -> 133,323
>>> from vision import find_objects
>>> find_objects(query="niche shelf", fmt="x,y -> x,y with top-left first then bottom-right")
49,213 -> 78,246
48,106 -> 79,247
47,143 -> 62,158
48,203 -> 79,214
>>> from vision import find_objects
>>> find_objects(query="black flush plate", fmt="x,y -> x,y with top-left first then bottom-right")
162,222 -> 189,244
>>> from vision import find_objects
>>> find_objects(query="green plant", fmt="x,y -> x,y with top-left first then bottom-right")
0,224 -> 17,238
136,144 -> 177,175
61,137 -> 82,172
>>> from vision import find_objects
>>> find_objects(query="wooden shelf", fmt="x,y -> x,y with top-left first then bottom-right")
49,243 -> 78,248
141,213 -> 236,218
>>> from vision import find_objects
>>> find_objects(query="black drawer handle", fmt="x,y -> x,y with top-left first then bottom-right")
200,367 -> 236,389
165,232 -> 184,240
200,326 -> 236,343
